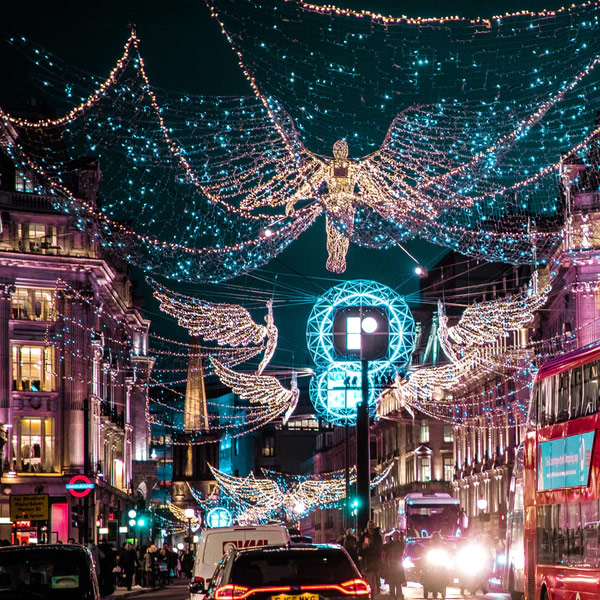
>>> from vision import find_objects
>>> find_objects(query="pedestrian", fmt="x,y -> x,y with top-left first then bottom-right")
120,542 -> 138,591
98,537 -> 116,597
157,547 -> 169,587
182,550 -> 194,578
144,544 -> 158,588
383,531 -> 406,600
166,544 -> 178,583
343,529 -> 359,566
358,521 -> 383,596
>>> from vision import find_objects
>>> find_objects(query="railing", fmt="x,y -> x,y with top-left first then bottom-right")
0,191 -> 57,211
100,401 -> 125,428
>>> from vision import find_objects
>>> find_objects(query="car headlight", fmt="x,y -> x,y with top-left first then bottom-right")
457,545 -> 487,573
402,556 -> 414,569
426,549 -> 451,567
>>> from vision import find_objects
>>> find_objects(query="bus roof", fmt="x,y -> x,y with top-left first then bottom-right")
536,341 -> 600,381
405,494 -> 459,506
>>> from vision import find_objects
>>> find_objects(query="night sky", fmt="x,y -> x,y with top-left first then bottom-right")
0,0 -> 565,375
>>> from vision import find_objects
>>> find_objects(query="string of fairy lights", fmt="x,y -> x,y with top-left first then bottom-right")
5,3 -> 600,276
6,5 -> 600,507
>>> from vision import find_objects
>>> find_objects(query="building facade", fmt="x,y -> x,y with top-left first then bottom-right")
0,129 -> 155,545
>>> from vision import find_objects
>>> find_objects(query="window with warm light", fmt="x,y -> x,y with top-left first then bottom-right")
261,434 -> 275,457
420,419 -> 430,443
13,417 -> 56,473
11,288 -> 55,321
15,172 -> 34,193
12,345 -> 54,391
443,456 -> 454,481
418,456 -> 431,482
443,424 -> 454,443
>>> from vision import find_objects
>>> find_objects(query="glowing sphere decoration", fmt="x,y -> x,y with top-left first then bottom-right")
206,506 -> 233,528
306,280 -> 416,425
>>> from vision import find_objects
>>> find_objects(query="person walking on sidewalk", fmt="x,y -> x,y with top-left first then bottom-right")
120,542 -> 138,591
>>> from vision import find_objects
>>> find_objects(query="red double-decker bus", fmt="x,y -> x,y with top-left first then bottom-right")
524,343 -> 600,600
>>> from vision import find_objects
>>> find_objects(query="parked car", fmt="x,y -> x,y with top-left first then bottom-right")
0,543 -> 100,599
190,524 -> 290,600
195,543 -> 371,600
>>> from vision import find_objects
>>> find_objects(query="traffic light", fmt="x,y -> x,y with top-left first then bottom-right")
349,497 -> 360,517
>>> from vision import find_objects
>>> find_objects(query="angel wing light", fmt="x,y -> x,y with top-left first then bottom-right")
149,278 -> 279,373
211,357 -> 299,420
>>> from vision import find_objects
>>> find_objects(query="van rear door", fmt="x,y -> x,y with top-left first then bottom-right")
202,526 -> 289,567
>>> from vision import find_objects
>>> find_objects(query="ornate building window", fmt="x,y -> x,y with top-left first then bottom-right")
443,424 -> 453,442
15,172 -> 34,193
443,455 -> 454,481
12,417 -> 56,473
11,288 -> 55,321
417,456 -> 431,482
420,419 -> 429,443
11,345 -> 54,391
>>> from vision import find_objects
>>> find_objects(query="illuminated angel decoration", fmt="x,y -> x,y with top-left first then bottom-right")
211,357 -> 299,423
207,461 -> 393,520
149,278 -> 278,373
401,273 -> 551,406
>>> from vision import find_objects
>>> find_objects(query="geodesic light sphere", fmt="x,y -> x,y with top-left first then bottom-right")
306,279 -> 416,374
310,361 -> 398,426
306,279 -> 416,425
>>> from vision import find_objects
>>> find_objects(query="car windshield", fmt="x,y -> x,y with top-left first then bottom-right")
0,548 -> 92,599
232,549 -> 357,587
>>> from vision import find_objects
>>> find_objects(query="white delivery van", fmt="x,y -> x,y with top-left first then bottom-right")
189,524 -> 290,600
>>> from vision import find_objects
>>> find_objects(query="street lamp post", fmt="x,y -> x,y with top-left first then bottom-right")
184,508 -> 195,552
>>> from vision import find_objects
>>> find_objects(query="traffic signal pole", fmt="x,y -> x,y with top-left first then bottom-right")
356,358 -> 370,532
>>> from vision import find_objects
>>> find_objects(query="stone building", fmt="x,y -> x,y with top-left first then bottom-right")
0,123 -> 154,544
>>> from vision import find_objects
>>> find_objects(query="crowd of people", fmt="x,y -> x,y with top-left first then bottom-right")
340,520 -> 407,600
91,538 -> 194,595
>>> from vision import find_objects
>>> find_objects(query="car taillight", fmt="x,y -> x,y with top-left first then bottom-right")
339,579 -> 371,595
215,584 -> 250,600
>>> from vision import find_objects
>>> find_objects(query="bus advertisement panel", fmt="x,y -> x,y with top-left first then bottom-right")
537,430 -> 595,491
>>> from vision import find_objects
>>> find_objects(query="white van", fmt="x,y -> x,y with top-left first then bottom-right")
189,524 -> 290,599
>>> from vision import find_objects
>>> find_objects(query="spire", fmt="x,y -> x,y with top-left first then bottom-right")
184,336 -> 209,431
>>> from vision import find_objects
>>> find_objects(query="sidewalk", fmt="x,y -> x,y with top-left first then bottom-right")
106,578 -> 190,599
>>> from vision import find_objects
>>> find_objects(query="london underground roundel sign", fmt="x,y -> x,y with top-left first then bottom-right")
66,475 -> 95,498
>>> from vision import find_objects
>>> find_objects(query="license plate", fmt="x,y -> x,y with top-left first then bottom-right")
272,594 -> 318,600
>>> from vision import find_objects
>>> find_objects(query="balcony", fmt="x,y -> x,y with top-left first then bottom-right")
100,401 -> 125,429
0,191 -> 58,213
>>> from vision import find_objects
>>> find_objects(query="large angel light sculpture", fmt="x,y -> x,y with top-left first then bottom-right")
211,358 -> 299,425
150,278 -> 278,375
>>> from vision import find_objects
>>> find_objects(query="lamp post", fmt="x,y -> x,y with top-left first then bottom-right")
184,508 -> 195,552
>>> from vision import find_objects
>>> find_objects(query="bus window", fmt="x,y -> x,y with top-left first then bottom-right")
557,372 -> 570,423
541,376 -> 554,426
537,502 -> 600,567
570,366 -> 583,419
583,361 -> 600,415
581,501 -> 600,568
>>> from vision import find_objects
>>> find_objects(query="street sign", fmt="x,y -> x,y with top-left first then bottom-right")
66,475 -> 95,498
10,494 -> 49,521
